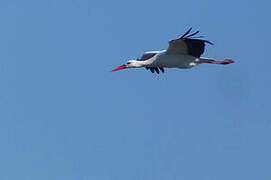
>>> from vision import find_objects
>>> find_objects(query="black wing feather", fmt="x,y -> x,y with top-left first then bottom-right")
167,27 -> 213,57
154,68 -> 160,74
159,67 -> 165,73
180,27 -> 192,38
186,30 -> 199,38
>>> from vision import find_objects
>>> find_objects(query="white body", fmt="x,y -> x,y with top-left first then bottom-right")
144,50 -> 201,69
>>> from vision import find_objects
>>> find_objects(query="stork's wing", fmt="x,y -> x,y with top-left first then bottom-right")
166,27 -> 213,57
138,52 -> 164,74
139,52 -> 157,61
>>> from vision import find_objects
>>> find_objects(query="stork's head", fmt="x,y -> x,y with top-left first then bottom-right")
111,60 -> 144,72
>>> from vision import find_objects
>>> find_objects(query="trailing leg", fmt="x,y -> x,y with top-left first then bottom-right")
199,58 -> 234,65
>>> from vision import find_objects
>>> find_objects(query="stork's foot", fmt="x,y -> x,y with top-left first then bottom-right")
212,59 -> 234,64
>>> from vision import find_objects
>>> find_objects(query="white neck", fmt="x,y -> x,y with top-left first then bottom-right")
134,59 -> 153,67
138,60 -> 149,66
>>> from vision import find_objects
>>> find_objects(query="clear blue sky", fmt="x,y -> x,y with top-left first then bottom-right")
0,0 -> 270,179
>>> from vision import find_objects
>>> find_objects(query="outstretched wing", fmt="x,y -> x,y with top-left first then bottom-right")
138,52 -> 164,74
166,27 -> 213,57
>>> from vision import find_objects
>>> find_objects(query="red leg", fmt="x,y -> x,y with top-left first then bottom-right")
200,58 -> 235,65
211,59 -> 235,64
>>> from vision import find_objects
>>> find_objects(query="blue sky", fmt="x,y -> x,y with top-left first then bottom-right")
0,0 -> 270,179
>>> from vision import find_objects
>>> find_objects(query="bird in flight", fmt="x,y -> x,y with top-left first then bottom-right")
111,28 -> 234,74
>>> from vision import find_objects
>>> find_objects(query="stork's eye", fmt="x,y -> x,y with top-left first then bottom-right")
127,62 -> 131,64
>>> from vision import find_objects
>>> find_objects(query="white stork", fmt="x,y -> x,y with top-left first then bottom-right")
111,28 -> 234,74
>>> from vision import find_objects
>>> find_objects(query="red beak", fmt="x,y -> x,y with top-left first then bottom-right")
111,64 -> 127,72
